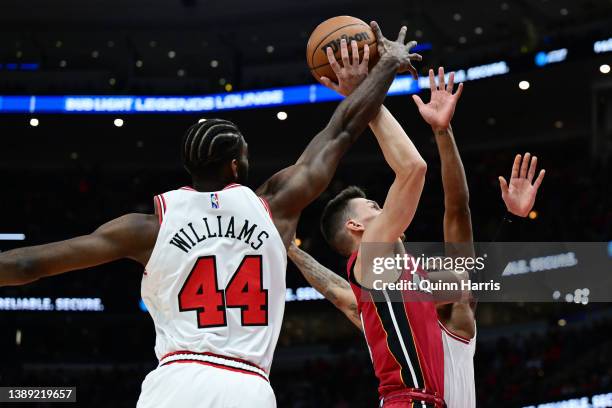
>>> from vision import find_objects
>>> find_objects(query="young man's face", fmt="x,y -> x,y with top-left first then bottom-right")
348,197 -> 382,231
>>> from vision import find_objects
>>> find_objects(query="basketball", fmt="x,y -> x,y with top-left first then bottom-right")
306,16 -> 380,84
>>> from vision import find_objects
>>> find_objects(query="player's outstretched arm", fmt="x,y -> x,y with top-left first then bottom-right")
414,68 -> 472,253
257,23 -> 422,247
0,214 -> 158,287
288,241 -> 362,330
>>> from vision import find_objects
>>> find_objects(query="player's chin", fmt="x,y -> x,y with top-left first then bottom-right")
399,233 -> 406,242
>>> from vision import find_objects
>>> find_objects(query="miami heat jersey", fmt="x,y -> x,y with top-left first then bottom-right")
347,252 -> 444,400
440,321 -> 476,408
141,184 -> 286,377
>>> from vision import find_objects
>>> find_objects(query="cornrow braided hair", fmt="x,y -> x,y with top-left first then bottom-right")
182,119 -> 244,175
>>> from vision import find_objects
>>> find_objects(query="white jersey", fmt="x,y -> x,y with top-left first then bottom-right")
440,321 -> 477,408
141,183 -> 286,379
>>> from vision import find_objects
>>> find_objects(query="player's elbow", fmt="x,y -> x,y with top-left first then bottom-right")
397,159 -> 427,179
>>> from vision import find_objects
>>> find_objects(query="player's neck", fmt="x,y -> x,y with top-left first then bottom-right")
192,178 -> 237,192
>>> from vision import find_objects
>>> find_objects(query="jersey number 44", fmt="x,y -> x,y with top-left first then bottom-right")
178,255 -> 269,328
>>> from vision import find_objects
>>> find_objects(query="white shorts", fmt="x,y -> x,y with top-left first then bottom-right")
137,363 -> 276,408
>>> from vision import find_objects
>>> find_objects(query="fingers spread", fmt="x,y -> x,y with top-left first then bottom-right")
340,39 -> 350,67
320,76 -> 340,92
408,64 -> 418,80
454,82 -> 464,100
429,69 -> 436,91
527,156 -> 538,182
408,53 -> 423,61
511,154 -> 521,179
326,47 -> 341,73
534,169 -> 546,190
370,21 -> 383,41
447,71 -> 455,92
351,40 -> 360,65
397,26 -> 407,43
499,176 -> 509,195
520,152 -> 531,178
362,43 -> 370,66
412,94 -> 425,108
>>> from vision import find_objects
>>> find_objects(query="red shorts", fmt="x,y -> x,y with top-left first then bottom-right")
381,389 -> 446,408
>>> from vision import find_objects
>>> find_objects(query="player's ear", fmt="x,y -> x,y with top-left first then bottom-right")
346,218 -> 364,232
230,159 -> 239,179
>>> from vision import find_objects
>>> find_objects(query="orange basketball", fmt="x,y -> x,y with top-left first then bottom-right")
306,16 -> 380,84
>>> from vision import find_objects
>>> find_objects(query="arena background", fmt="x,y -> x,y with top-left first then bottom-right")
1,0 -> 611,406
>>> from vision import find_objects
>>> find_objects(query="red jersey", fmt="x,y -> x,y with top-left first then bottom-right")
347,252 -> 444,399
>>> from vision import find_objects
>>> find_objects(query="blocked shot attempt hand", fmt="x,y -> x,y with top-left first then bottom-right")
370,22 -> 422,79
499,153 -> 546,217
320,40 -> 370,97
412,67 -> 464,131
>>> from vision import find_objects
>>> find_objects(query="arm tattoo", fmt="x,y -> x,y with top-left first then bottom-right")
289,246 -> 351,296
288,246 -> 352,304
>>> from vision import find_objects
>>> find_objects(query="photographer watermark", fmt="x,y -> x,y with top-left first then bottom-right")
357,242 -> 612,303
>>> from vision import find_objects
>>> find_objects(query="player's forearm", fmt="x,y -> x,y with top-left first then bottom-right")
0,247 -> 42,286
434,126 -> 469,211
369,105 -> 426,175
288,245 -> 362,330
435,126 -> 474,256
298,56 -> 400,167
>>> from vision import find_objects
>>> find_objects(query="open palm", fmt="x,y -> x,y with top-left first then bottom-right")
499,153 -> 546,217
413,67 -> 463,130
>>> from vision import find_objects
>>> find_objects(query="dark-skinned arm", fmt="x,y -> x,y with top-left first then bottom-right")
0,214 -> 158,287
257,23 -> 422,247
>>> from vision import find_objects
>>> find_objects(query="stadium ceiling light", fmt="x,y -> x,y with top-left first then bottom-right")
600,64 -> 611,74
114,118 -> 124,127
168,50 -> 176,59
453,13 -> 461,21
474,27 -> 483,35
459,36 -> 467,44
136,60 -> 143,68
560,8 -> 568,16
519,80 -> 530,90
277,111 -> 288,121
91,50 -> 99,58
266,45 -> 275,54
29,118 -> 39,127
210,60 -> 219,68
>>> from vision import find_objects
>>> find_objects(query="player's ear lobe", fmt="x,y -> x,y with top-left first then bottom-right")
230,159 -> 239,179
346,219 -> 364,232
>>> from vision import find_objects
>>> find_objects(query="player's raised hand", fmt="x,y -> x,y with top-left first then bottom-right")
499,153 -> 546,217
412,67 -> 463,131
370,21 -> 422,79
320,39 -> 370,97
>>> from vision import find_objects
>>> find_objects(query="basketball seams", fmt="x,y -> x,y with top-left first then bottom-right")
308,22 -> 371,68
